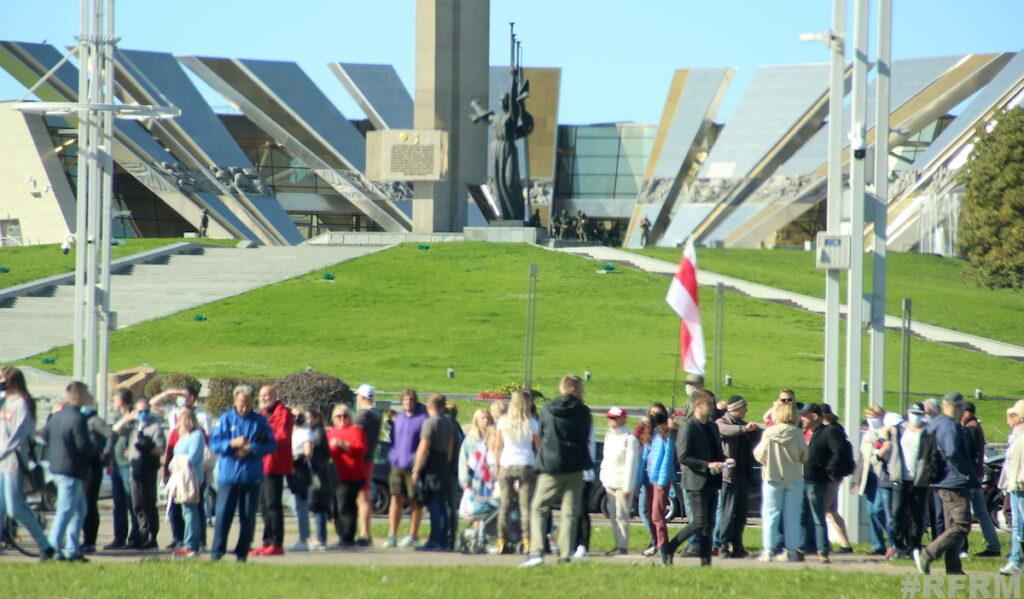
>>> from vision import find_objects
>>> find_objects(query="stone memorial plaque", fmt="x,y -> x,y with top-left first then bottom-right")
367,129 -> 448,181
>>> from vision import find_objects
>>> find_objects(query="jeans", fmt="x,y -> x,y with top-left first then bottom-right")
637,484 -> 654,546
963,486 -> 1001,553
334,479 -> 362,545
865,478 -> 893,551
260,474 -> 285,548
110,465 -> 139,545
804,481 -> 830,556
425,490 -> 450,549
290,491 -> 311,542
182,502 -> 202,552
0,472 -> 51,552
891,482 -> 928,553
211,482 -> 260,560
48,474 -> 86,558
923,488 -> 971,574
762,479 -> 804,557
668,487 -> 717,563
313,512 -> 328,545
529,471 -> 583,559
1009,491 -> 1024,567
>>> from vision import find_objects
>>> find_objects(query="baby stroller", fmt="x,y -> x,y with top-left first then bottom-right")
458,489 -> 501,554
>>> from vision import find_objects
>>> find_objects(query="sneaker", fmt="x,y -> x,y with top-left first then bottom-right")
604,547 -> 627,556
642,544 -> 658,557
772,552 -> 791,563
102,542 -> 126,551
80,544 -> 96,554
138,540 -> 159,550
958,551 -> 970,560
836,546 -> 854,554
248,546 -> 267,556
818,553 -> 831,564
398,535 -> 417,548
1000,562 -> 1022,576
977,549 -> 1001,558
758,550 -> 774,563
572,545 -> 588,560
382,535 -> 398,548
173,548 -> 197,558
38,547 -> 55,563
913,548 -> 931,575
263,546 -> 285,556
165,540 -> 180,550
518,556 -> 544,568
354,538 -> 372,547
311,541 -> 327,552
290,541 -> 309,552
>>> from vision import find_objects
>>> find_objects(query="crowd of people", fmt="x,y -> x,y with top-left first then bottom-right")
0,364 -> 1017,576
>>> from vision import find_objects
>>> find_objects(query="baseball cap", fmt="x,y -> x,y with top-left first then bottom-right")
943,391 -> 964,405
606,406 -> 627,419
800,403 -> 822,417
964,401 -> 977,414
908,403 -> 925,415
356,384 -> 376,401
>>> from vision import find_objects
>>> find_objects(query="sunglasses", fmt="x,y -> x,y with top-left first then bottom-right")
778,397 -> 794,403
333,414 -> 350,420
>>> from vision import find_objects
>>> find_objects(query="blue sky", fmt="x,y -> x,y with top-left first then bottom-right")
1,0 -> 1021,125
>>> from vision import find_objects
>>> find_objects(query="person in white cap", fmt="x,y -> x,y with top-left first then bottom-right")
599,407 -> 638,555
353,384 -> 381,546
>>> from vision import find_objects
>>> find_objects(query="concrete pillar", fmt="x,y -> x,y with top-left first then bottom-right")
413,0 -> 488,232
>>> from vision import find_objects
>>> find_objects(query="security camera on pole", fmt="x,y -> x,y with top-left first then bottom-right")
11,0 -> 178,417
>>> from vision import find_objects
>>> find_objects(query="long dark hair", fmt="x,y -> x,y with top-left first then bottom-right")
648,402 -> 669,439
1,366 -> 35,422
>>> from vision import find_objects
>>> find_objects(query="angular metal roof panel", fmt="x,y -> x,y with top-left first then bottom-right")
651,68 -> 733,180
331,62 -> 413,130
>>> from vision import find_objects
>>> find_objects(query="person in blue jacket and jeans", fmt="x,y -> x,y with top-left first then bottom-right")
209,385 -> 276,562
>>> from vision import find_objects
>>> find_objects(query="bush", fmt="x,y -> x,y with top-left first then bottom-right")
143,372 -> 201,400
958,106 -> 1024,288
277,371 -> 352,419
206,376 -> 279,417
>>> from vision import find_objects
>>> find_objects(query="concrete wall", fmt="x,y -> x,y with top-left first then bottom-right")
0,107 -> 75,245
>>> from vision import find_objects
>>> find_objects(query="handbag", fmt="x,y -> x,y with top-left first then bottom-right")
16,441 -> 46,495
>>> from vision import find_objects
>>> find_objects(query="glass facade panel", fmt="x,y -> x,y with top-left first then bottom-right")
554,123 -> 656,202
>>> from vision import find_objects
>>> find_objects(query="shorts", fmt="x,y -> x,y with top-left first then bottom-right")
389,467 -> 415,498
824,480 -> 841,513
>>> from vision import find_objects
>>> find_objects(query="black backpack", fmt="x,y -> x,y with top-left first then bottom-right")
918,432 -> 944,486
835,432 -> 856,478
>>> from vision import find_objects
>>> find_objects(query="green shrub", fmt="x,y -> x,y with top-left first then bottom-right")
206,376 -> 279,417
277,371 -> 352,419
143,372 -> 201,400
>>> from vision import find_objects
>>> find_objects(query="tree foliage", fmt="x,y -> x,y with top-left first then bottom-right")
958,106 -> 1024,288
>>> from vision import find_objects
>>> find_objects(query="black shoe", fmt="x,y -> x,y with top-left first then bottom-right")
354,538 -> 371,547
103,542 -> 126,551
139,540 -> 159,550
700,558 -> 712,567
80,544 -> 96,554
679,548 -> 700,558
869,548 -> 886,556
165,540 -> 180,550
66,554 -> 89,563
730,549 -> 749,559
54,554 -> 67,562
39,547 -> 55,562
659,545 -> 674,566
976,549 -> 1001,558
836,546 -> 854,554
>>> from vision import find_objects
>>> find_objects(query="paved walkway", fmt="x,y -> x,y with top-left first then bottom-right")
558,246 -> 1024,362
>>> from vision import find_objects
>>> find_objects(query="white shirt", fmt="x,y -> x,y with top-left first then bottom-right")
497,416 -> 539,467
900,428 -> 923,481
291,426 -> 313,457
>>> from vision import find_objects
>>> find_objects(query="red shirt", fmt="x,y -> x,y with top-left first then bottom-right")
327,425 -> 368,482
262,401 -> 295,476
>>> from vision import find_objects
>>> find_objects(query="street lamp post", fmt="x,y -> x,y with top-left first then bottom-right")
12,0 -> 177,418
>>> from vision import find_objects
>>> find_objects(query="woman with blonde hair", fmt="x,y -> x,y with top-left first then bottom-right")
171,406 -> 206,557
458,409 -> 495,494
754,401 -> 807,562
493,389 -> 540,554
999,400 -> 1024,575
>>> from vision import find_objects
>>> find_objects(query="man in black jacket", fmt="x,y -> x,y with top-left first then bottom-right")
662,391 -> 726,566
43,381 -> 97,561
801,403 -> 842,563
520,375 -> 593,568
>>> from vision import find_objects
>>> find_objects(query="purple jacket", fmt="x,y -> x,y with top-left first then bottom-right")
388,403 -> 428,470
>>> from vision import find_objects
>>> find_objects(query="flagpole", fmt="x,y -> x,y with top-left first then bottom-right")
671,323 -> 682,411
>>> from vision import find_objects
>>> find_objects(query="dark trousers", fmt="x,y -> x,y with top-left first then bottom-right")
211,482 -> 260,560
169,502 -> 184,543
130,467 -> 159,543
334,479 -> 362,544
260,474 -> 285,548
446,477 -> 460,549
802,481 -> 830,556
923,488 -> 971,574
668,487 -> 716,563
82,462 -> 103,546
892,483 -> 928,553
425,491 -> 450,549
719,478 -> 750,552
109,466 -> 139,545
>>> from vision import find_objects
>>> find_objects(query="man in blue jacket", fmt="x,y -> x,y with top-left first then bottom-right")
209,385 -> 276,562
914,392 -> 977,575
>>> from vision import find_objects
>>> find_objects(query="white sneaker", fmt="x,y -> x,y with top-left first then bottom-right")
398,535 -> 417,548
382,535 -> 398,548
913,548 -> 931,575
518,557 -> 544,568
959,552 -> 970,560
290,541 -> 309,552
758,550 -> 773,563
1000,562 -> 1022,576
310,541 -> 326,552
572,545 -> 588,560
773,551 -> 792,563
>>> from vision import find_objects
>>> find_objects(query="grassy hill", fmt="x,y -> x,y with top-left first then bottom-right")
632,247 -> 1024,348
0,237 -> 239,289
20,243 -> 1024,436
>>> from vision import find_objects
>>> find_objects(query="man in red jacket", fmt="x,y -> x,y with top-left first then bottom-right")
251,385 -> 294,556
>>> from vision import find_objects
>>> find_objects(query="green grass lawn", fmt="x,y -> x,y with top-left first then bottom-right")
1,561 -> 907,598
0,237 -> 239,289
20,243 -> 1024,437
632,247 -> 1024,348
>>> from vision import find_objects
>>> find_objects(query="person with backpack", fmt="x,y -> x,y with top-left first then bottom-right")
960,402 -> 1001,557
0,367 -> 55,561
79,392 -> 110,554
171,406 -> 206,557
820,405 -> 854,553
800,403 -> 845,563
913,392 -> 977,575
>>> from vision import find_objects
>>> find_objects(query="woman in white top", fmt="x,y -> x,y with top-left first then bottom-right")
492,390 -> 540,554
288,410 -> 314,551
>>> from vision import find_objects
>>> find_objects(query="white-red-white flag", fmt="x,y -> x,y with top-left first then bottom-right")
665,237 -> 705,375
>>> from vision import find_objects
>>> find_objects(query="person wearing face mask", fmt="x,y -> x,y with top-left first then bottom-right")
850,404 -> 894,556
889,404 -> 930,559
599,407 -> 638,556
116,398 -> 166,550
